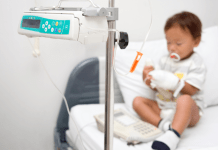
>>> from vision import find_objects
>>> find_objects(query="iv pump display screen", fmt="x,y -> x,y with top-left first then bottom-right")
22,19 -> 40,28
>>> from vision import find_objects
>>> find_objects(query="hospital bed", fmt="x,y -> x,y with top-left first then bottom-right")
54,26 -> 218,150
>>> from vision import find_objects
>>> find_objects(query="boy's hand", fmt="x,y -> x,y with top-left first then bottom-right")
143,66 -> 154,79
143,66 -> 154,88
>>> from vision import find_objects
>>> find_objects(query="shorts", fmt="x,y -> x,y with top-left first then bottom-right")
160,107 -> 203,121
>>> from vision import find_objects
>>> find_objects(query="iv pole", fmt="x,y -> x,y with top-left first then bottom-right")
105,0 -> 115,150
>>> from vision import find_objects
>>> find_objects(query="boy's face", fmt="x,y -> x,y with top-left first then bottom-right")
165,24 -> 201,60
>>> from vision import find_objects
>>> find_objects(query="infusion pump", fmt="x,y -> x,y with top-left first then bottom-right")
18,10 -> 108,44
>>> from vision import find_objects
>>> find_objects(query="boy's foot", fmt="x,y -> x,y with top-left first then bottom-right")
151,128 -> 180,150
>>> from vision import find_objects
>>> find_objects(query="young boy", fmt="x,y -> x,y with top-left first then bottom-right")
132,11 -> 206,150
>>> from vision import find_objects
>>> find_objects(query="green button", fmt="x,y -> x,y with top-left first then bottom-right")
65,25 -> 68,29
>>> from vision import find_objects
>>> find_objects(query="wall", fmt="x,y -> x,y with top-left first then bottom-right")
0,0 -> 218,150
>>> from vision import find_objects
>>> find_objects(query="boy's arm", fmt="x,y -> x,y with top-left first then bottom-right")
143,66 -> 154,80
179,80 -> 199,96
145,78 -> 157,91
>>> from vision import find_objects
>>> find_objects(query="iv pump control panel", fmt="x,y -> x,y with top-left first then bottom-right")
20,15 -> 70,35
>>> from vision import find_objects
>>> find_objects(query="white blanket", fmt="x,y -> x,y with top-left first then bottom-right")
67,103 -> 218,150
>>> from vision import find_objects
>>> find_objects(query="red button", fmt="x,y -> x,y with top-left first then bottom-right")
58,30 -> 61,33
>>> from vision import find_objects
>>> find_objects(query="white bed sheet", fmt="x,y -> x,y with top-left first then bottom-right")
68,103 -> 218,150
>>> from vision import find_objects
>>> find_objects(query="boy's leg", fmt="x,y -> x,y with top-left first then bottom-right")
132,96 -> 161,127
152,94 -> 200,150
172,94 -> 200,134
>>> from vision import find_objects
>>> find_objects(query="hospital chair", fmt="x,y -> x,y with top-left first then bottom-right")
54,57 -> 124,150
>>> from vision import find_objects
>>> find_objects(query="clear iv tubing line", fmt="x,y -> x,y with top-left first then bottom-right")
138,0 -> 152,53
27,38 -> 87,150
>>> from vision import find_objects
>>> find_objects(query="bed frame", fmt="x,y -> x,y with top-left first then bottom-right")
54,57 -> 124,150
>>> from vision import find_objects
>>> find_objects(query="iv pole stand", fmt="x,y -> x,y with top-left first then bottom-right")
105,0 -> 115,150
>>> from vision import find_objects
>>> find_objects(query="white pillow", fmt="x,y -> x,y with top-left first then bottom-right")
115,26 -> 218,114
195,26 -> 218,107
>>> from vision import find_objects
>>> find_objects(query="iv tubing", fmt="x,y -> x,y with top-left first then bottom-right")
27,38 -> 87,150
138,0 -> 152,53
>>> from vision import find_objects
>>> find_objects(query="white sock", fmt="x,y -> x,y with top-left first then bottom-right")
152,129 -> 180,150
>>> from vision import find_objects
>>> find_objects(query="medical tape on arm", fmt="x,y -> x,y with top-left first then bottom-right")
173,79 -> 185,97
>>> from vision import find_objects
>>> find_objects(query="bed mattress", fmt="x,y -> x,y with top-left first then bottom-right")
67,103 -> 218,150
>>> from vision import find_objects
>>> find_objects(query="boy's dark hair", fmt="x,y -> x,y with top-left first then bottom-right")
164,11 -> 202,40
